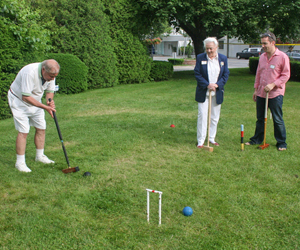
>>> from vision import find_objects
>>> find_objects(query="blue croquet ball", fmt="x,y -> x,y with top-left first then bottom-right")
182,206 -> 193,216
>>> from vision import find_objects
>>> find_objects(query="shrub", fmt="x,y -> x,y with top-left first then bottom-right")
150,61 -> 173,81
112,30 -> 152,84
46,53 -> 88,94
104,0 -> 152,84
0,53 -> 88,120
290,61 -> 300,81
249,57 -> 259,74
249,57 -> 300,81
0,72 -> 15,120
35,0 -> 118,89
0,15 -> 22,120
178,45 -> 193,57
168,59 -> 184,65
185,44 -> 194,58
179,46 -> 184,56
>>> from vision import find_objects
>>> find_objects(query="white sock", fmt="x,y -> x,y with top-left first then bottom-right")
16,154 -> 25,164
36,149 -> 44,158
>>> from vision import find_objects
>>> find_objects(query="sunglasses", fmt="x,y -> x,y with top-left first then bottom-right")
261,33 -> 275,41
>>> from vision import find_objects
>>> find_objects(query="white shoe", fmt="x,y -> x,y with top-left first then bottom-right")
15,162 -> 32,172
35,155 -> 55,164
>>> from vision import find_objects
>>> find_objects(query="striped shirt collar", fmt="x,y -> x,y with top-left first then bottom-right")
38,63 -> 46,85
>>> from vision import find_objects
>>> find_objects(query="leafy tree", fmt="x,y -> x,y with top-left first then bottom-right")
136,0 -> 236,54
230,0 -> 300,44
259,0 -> 300,42
137,0 -> 300,55
106,0 -> 172,40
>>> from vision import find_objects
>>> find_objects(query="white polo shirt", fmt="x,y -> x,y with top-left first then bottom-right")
10,63 -> 55,104
206,55 -> 220,97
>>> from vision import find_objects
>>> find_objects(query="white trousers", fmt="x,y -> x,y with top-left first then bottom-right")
197,95 -> 221,146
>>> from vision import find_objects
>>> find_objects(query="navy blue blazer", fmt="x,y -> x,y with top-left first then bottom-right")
194,53 -> 230,104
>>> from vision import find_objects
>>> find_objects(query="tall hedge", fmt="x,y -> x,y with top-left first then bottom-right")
0,72 -> 14,120
29,0 -> 118,89
0,0 -> 52,120
104,0 -> 152,84
0,17 -> 18,119
111,30 -> 152,84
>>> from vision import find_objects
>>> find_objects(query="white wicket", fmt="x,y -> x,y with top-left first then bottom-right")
146,189 -> 162,225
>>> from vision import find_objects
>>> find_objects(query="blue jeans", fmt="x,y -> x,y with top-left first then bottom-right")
250,95 -> 287,148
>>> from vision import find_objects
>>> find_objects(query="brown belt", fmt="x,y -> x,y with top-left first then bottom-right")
9,88 -> 17,97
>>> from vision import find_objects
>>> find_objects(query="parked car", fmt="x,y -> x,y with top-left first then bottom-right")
236,48 -> 263,59
285,51 -> 300,61
286,50 -> 300,53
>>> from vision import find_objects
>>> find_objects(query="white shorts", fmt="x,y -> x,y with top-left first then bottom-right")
8,91 -> 46,133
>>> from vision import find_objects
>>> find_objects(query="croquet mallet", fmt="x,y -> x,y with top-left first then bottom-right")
49,99 -> 80,173
258,92 -> 270,150
203,90 -> 214,152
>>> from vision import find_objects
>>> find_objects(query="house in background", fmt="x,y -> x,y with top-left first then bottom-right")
153,30 -> 300,58
154,30 -> 193,57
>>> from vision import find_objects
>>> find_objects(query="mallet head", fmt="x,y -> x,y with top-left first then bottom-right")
62,166 -> 80,174
203,146 -> 214,152
258,144 -> 270,150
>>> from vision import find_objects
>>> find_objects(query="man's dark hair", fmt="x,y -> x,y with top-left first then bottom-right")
261,33 -> 276,42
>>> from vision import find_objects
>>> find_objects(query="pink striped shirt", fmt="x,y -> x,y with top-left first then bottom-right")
254,48 -> 290,99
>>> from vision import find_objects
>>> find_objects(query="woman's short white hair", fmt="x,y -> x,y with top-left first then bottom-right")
203,37 -> 218,48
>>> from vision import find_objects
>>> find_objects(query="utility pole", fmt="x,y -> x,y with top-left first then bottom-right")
227,36 -> 230,58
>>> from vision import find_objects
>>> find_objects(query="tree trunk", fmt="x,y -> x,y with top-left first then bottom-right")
178,21 -> 207,56
190,34 -> 206,56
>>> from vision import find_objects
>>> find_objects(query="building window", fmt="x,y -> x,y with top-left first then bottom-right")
219,41 -> 224,50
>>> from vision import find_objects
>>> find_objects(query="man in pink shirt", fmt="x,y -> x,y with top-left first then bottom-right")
246,33 -> 290,151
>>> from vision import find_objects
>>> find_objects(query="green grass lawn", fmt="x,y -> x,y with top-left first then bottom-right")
1,68 -> 299,249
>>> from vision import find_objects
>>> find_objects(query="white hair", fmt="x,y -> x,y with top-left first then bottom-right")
42,59 -> 60,74
203,37 -> 218,48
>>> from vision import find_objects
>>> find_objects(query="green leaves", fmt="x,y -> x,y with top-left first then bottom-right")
1,0 -> 52,53
43,0 -> 119,88
0,0 -> 53,120
138,0 -> 300,54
